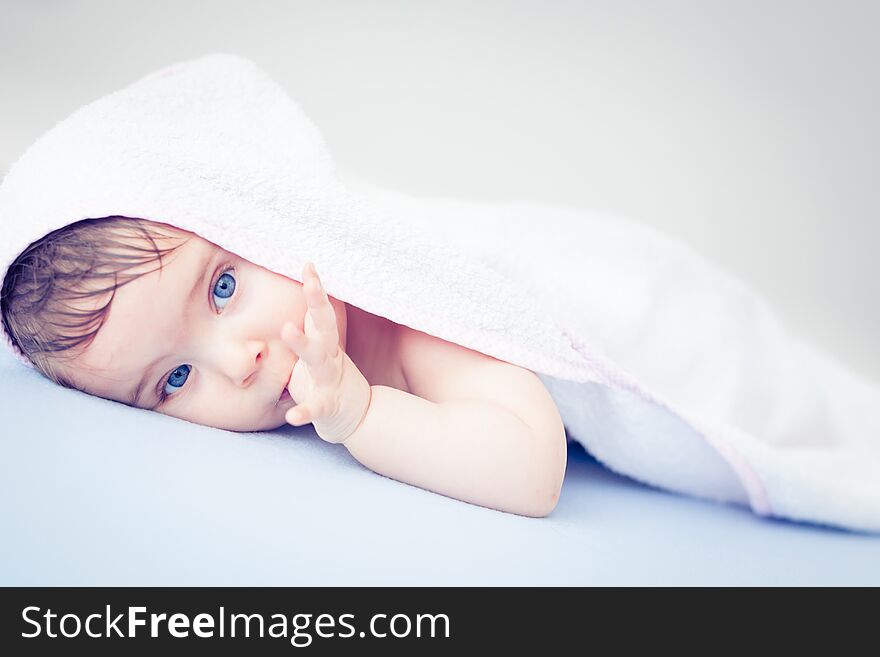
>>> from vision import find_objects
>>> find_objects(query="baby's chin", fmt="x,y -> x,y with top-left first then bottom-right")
264,418 -> 291,431
254,409 -> 295,432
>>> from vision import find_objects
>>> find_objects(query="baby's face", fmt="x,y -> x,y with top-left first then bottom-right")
58,224 -> 347,431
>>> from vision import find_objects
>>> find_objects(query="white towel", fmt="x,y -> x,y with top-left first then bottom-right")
1,53 -> 878,532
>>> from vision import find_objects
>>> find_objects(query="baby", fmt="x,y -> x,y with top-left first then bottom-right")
1,216 -> 567,517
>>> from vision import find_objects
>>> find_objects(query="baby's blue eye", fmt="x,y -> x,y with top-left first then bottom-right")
213,270 -> 235,309
162,364 -> 191,398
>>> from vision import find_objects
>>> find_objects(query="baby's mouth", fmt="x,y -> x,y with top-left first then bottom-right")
275,366 -> 295,406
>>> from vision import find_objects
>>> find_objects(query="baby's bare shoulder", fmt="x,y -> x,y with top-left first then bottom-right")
395,326 -> 561,433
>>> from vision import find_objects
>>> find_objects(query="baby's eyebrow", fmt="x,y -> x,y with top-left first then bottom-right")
127,248 -> 215,408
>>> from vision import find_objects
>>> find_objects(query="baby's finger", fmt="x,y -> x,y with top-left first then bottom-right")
286,404 -> 311,426
303,268 -> 340,345
281,322 -> 327,366
286,396 -> 331,427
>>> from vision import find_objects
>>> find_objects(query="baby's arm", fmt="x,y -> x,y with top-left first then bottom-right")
343,328 -> 568,517
283,262 -> 566,517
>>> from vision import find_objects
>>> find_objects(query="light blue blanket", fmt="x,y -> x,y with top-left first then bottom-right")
1,349 -> 877,586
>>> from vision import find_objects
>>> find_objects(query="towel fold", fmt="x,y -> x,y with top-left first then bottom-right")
2,53 -> 878,532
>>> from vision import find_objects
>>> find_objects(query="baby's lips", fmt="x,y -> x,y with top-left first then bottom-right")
276,360 -> 298,407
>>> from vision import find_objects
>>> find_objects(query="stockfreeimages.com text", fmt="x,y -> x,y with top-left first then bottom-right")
21,606 -> 451,646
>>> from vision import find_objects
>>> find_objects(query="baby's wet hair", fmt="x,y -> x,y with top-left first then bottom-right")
0,216 -> 189,390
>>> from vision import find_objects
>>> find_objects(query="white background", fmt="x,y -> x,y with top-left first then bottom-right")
2,0 -> 877,382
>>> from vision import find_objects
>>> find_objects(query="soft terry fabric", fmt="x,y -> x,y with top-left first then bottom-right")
1,53 -> 877,532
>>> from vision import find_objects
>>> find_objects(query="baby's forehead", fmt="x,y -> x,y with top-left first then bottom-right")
151,225 -> 225,255
134,220 -> 193,241
123,224 -> 225,263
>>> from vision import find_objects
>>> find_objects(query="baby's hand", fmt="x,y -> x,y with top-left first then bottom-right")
281,262 -> 372,444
